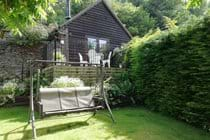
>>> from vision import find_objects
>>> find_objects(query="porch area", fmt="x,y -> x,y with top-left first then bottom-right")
45,33 -> 125,68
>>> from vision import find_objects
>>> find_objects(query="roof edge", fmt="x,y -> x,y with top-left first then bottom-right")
60,0 -> 103,28
102,0 -> 132,38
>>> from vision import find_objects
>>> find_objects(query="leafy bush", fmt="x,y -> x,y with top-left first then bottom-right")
15,83 -> 26,96
50,76 -> 84,88
127,16 -> 210,131
105,72 -> 135,107
53,52 -> 66,61
0,80 -> 18,95
0,80 -> 26,96
9,24 -> 50,47
0,80 -> 25,106
112,46 -> 127,68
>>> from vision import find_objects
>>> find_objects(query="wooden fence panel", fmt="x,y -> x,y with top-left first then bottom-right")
43,66 -> 125,86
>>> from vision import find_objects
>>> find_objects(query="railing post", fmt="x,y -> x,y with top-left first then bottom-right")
36,69 -> 41,101
100,60 -> 104,97
29,60 -> 37,139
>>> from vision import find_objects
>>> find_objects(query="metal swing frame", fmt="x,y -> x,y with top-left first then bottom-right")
28,60 -> 115,139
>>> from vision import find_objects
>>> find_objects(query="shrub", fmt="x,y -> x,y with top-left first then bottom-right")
15,83 -> 26,96
127,16 -> 210,131
2,81 -> 17,95
0,80 -> 18,106
112,46 -> 127,68
50,76 -> 84,88
24,73 -> 50,95
53,52 -> 66,61
0,79 -> 26,99
105,72 -> 136,107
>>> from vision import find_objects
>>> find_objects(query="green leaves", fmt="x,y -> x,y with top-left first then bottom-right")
187,0 -> 203,8
0,0 -> 57,36
113,1 -> 156,36
127,16 -> 210,131
105,72 -> 136,106
0,0 -> 84,36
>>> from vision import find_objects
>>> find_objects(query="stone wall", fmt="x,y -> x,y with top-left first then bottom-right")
0,40 -> 44,83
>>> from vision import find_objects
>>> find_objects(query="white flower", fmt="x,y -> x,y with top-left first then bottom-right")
50,76 -> 84,88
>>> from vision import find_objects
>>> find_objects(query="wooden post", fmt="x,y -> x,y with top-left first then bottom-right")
100,60 -> 104,97
29,61 -> 37,139
100,60 -> 115,123
36,69 -> 41,101
54,39 -> 57,66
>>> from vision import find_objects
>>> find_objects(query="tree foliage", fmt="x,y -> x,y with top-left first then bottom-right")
187,0 -> 203,8
143,0 -> 183,28
47,0 -> 96,25
163,16 -> 177,30
0,0 -> 57,35
0,0 -> 82,36
0,0 -> 207,40
116,0 -> 208,32
113,2 -> 156,36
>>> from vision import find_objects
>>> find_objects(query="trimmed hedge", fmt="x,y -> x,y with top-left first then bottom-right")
127,16 -> 210,131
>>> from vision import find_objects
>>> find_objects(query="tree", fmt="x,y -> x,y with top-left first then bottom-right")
115,0 -> 147,7
143,0 -> 183,29
115,0 -> 207,30
0,0 -> 82,36
0,0 -> 57,36
47,0 -> 95,25
113,2 -> 156,36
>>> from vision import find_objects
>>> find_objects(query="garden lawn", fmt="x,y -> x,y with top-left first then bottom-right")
0,107 -> 209,140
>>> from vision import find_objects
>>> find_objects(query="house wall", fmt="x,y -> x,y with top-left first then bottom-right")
65,2 -> 131,62
0,41 -> 44,83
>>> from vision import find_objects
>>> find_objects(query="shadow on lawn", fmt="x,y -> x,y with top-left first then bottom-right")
93,110 -> 136,140
0,121 -> 89,140
94,108 -> 210,140
0,107 -> 30,123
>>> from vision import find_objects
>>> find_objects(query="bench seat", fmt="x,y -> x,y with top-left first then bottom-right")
39,87 -> 98,116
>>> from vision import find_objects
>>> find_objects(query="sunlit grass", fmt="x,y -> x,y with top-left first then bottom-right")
0,107 -> 209,140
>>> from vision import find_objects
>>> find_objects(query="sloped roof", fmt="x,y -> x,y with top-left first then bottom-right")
60,0 -> 132,38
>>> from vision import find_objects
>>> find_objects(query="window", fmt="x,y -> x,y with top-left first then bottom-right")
88,38 -> 97,50
99,39 -> 108,53
99,39 -> 108,49
87,37 -> 109,53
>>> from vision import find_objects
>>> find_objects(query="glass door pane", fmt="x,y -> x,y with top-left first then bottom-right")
88,38 -> 97,50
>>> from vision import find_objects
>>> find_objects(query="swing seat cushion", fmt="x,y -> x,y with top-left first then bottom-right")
40,87 -> 95,113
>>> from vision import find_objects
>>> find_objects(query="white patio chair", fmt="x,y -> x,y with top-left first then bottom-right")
78,53 -> 88,66
88,49 -> 101,65
102,51 -> 112,68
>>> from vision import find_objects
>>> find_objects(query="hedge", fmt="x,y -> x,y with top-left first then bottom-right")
127,16 -> 210,131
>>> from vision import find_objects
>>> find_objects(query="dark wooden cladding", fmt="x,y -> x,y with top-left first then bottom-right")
64,1 -> 131,62
69,36 -> 88,62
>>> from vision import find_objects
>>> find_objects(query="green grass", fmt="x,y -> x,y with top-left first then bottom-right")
0,107 -> 209,140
